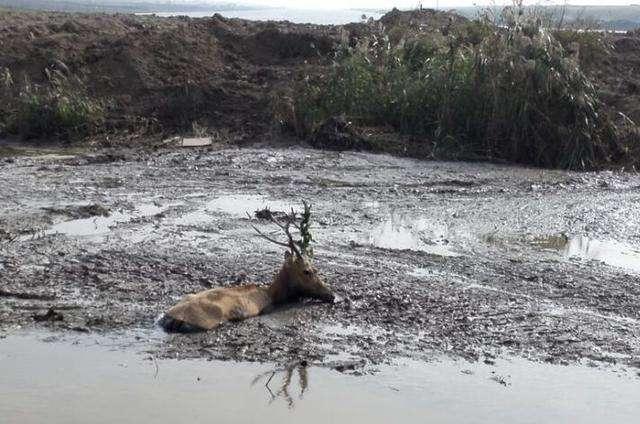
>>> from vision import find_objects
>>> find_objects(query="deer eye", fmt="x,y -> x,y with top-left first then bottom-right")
303,269 -> 312,275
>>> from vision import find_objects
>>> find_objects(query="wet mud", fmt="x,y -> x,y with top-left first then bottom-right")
1,147 -> 640,372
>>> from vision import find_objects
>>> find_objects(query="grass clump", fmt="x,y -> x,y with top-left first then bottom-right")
1,67 -> 104,142
289,7 -> 625,169
553,30 -> 613,69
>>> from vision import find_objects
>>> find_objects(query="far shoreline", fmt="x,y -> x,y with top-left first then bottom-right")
134,7 -> 386,25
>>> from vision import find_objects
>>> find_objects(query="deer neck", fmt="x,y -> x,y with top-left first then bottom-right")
267,265 -> 296,305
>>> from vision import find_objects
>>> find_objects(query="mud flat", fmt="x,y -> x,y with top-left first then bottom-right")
1,147 -> 640,375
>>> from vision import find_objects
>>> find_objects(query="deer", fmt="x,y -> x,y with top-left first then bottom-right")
158,202 -> 334,333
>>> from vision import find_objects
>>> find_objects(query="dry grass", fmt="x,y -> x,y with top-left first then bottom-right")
1,66 -> 104,142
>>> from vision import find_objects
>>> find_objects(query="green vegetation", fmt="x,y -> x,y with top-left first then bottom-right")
1,67 -> 104,142
288,9 -> 626,169
297,200 -> 314,258
250,201 -> 316,259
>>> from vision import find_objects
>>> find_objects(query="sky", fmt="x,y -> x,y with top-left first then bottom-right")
236,1 -> 638,9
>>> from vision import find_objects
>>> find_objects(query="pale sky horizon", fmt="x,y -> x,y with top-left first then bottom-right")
233,1 -> 638,9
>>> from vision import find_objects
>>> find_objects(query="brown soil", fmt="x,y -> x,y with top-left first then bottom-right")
0,9 -> 345,143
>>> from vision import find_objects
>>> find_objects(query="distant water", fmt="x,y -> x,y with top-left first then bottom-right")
148,8 -> 384,25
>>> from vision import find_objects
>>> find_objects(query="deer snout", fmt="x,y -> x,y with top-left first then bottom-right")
315,286 -> 335,303
320,291 -> 335,303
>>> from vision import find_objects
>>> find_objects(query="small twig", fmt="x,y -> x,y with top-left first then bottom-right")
248,210 -> 303,258
250,224 -> 291,249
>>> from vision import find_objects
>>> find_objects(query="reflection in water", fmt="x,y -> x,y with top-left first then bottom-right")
529,234 -> 570,250
252,361 -> 309,409
529,234 -> 640,273
2,333 -> 640,423
487,233 -> 640,274
34,203 -> 166,238
206,194 -> 292,217
563,236 -> 640,273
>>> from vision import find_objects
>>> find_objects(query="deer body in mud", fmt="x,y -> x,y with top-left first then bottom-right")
159,203 -> 333,333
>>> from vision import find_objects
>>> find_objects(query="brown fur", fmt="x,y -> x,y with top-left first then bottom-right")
160,253 -> 333,332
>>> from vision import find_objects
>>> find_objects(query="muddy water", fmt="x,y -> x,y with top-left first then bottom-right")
206,194 -> 294,217
1,333 -> 638,424
485,233 -> 640,274
45,204 -> 165,238
562,236 -> 640,273
366,215 -> 459,256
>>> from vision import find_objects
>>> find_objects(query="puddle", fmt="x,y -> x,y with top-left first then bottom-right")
539,303 -> 640,326
530,234 -> 640,273
410,267 -> 468,282
318,323 -> 386,338
486,233 -> 640,274
174,210 -> 214,226
366,216 -> 459,257
361,200 -> 381,209
42,203 -> 165,238
205,194 -> 293,217
561,236 -> 640,274
1,332 -> 639,424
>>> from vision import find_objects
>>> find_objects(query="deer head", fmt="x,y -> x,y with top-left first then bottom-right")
252,201 -> 334,304
279,250 -> 334,302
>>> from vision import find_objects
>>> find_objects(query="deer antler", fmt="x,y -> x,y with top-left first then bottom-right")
249,210 -> 302,258
249,201 -> 315,258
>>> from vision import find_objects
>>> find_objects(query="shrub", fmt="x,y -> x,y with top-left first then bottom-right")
3,68 -> 104,142
290,7 -> 624,169
553,30 -> 613,69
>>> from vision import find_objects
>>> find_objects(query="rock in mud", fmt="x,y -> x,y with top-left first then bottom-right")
32,308 -> 64,322
309,116 -> 366,151
42,203 -> 110,219
0,228 -> 15,243
0,289 -> 56,301
327,359 -> 367,373
254,208 -> 288,221
68,153 -> 130,166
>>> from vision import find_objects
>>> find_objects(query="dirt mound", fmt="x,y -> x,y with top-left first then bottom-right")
245,27 -> 335,64
0,8 -> 639,161
613,35 -> 640,52
379,7 -> 468,31
0,10 -> 349,143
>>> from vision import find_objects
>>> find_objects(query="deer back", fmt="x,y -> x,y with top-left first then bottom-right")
164,285 -> 272,331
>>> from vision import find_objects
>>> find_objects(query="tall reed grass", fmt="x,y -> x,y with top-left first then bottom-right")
288,6 -> 623,169
1,67 -> 104,142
